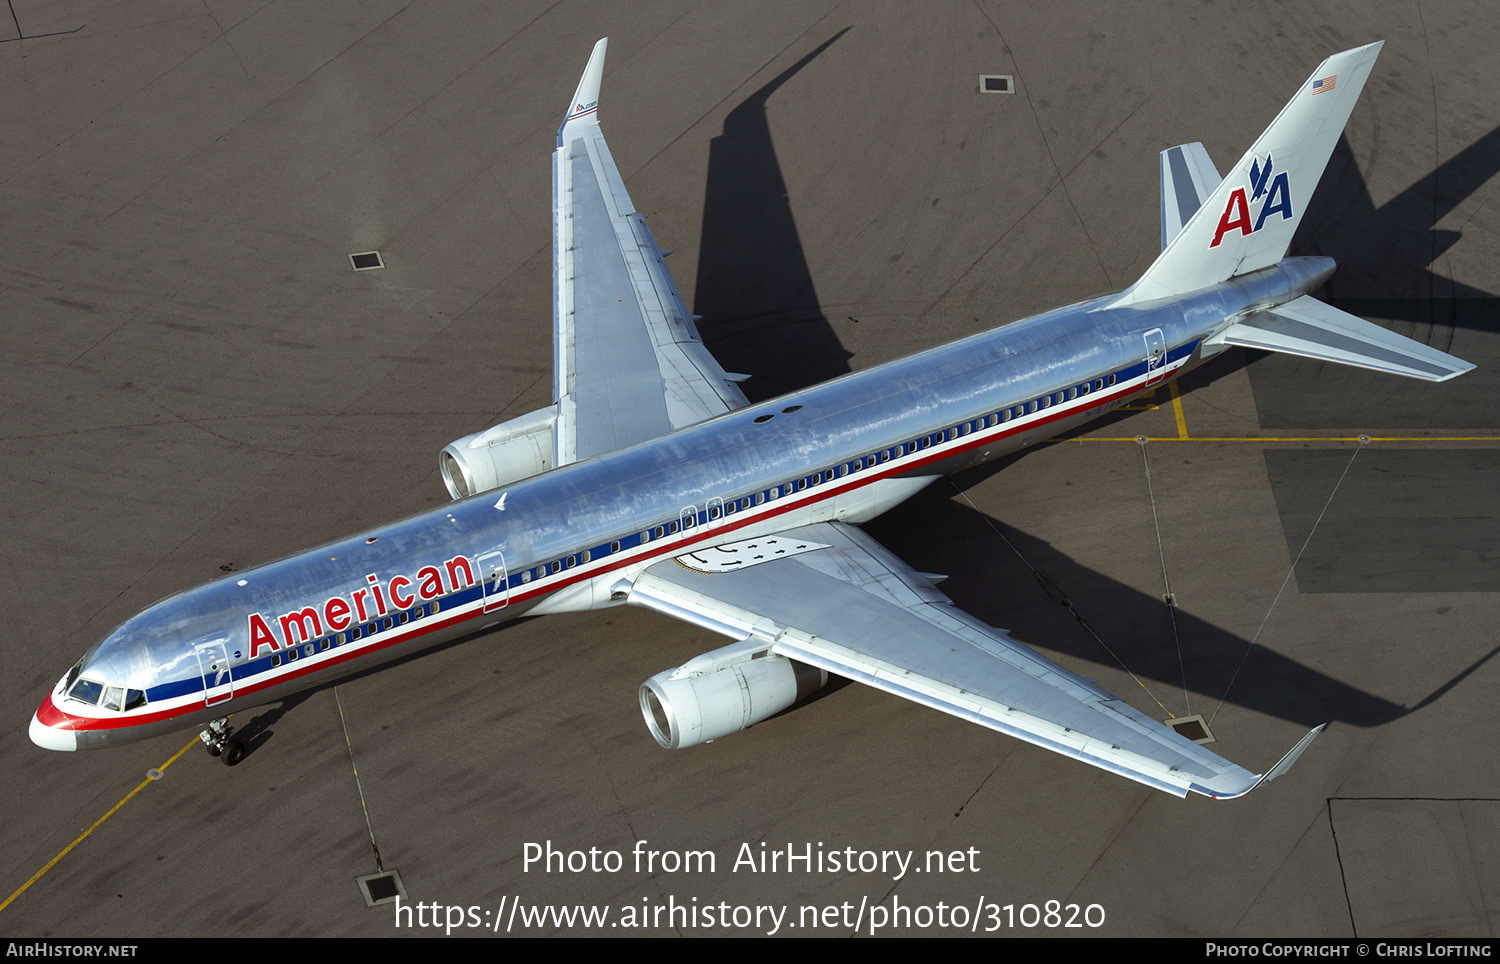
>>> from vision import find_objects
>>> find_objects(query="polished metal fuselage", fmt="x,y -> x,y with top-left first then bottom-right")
46,257 -> 1334,749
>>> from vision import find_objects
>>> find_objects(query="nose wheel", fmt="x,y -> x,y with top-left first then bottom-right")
199,718 -> 245,766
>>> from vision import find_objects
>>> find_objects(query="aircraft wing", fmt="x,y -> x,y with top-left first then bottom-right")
552,39 -> 749,466
629,520 -> 1322,799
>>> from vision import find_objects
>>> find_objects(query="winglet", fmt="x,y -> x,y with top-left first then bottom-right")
1192,723 -> 1327,800
558,38 -> 608,146
1259,723 -> 1327,786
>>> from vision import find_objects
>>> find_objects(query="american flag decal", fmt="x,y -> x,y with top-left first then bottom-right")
1312,75 -> 1336,94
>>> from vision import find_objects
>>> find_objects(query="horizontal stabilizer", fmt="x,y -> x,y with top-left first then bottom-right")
1160,142 -> 1222,250
1209,295 -> 1475,382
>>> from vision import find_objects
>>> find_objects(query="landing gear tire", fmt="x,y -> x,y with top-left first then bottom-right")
199,718 -> 239,764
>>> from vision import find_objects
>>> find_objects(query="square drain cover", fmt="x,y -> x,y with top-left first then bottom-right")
350,251 -> 384,270
1167,714 -> 1215,745
357,870 -> 406,906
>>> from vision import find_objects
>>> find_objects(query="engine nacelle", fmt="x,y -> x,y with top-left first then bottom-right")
639,640 -> 828,749
439,406 -> 556,500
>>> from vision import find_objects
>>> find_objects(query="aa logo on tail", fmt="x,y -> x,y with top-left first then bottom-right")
1209,155 -> 1292,248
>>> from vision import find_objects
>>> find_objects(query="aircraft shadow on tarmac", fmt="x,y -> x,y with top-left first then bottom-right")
693,30 -> 851,403
864,469 -> 1498,735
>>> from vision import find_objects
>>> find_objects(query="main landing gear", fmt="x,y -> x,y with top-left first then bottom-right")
200,718 -> 245,766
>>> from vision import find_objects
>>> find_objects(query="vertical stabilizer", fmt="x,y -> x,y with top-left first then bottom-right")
1119,42 -> 1382,305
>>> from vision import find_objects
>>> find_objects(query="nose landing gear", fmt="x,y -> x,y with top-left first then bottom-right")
199,718 -> 245,766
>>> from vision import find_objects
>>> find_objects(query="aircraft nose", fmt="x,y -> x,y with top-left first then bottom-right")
30,703 -> 77,752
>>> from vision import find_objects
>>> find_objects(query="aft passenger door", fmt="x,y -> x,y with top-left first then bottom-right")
1143,328 -> 1167,385
478,548 -> 509,613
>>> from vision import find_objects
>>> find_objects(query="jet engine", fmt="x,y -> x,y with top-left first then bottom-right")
639,640 -> 827,748
439,406 -> 556,500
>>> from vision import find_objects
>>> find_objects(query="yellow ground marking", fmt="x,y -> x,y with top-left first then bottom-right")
0,737 -> 200,915
1100,377 -> 1500,444
1169,380 -> 1189,439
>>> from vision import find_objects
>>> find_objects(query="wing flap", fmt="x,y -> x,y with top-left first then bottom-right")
631,522 -> 1313,798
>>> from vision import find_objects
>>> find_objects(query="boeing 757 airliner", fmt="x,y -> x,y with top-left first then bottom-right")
30,40 -> 1472,798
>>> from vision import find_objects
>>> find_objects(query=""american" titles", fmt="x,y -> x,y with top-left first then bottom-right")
247,554 -> 476,657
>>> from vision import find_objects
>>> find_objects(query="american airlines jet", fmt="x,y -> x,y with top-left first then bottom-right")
30,40 -> 1471,799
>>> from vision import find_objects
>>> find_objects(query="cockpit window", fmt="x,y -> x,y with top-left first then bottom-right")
124,689 -> 147,711
103,686 -> 125,711
67,678 -> 104,706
